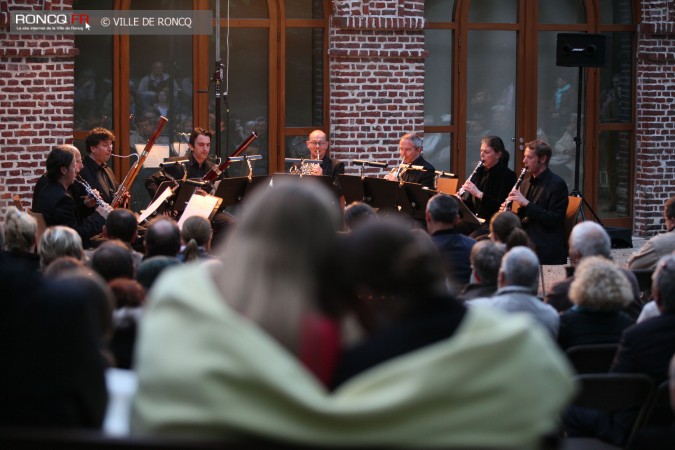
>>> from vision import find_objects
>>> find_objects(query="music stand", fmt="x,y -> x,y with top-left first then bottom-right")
172,182 -> 199,217
455,195 -> 483,227
401,182 -> 435,221
339,174 -> 366,205
363,177 -> 405,212
212,176 -> 250,207
247,175 -> 271,195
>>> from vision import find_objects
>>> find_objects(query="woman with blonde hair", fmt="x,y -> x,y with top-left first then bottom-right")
2,206 -> 40,272
557,256 -> 634,350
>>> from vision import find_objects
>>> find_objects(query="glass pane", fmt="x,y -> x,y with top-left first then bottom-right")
600,0 -> 632,24
539,0 -> 586,24
598,130 -> 631,218
425,0 -> 454,22
423,132 -> 452,173
600,33 -> 632,124
286,0 -> 323,19
466,30 -> 517,174
209,0 -> 268,19
286,28 -> 324,127
212,28 -> 270,177
424,29 -> 453,126
468,0 -> 516,23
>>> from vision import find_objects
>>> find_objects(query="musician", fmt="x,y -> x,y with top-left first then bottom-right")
33,147 -> 110,248
503,140 -> 568,265
304,130 -> 345,180
384,133 -> 436,189
79,127 -> 119,206
460,136 -> 517,225
145,127 -> 222,198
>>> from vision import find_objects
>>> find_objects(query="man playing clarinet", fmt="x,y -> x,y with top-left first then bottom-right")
503,140 -> 568,264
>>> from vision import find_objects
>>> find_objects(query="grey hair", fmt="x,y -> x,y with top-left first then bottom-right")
654,254 -> 675,312
569,221 -> 611,259
471,240 -> 506,285
500,246 -> 540,293
401,133 -> 423,150
4,206 -> 37,252
39,226 -> 83,269
569,256 -> 632,311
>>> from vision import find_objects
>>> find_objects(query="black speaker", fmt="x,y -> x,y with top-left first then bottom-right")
556,33 -> 608,67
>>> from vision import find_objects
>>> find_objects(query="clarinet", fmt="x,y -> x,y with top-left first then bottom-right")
504,168 -> 527,211
457,160 -> 484,196
75,176 -> 113,211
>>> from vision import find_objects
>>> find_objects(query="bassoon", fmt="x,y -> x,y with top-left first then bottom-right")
111,116 -> 168,208
201,131 -> 258,183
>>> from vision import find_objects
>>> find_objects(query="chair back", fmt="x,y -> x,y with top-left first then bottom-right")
630,268 -> 654,293
435,177 -> 458,195
565,196 -> 583,243
26,209 -> 47,250
566,344 -> 619,374
639,380 -> 675,429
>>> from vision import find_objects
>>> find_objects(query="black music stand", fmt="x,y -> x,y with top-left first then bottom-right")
247,175 -> 271,196
339,174 -> 366,205
212,176 -> 250,208
401,182 -> 435,221
455,196 -> 483,227
171,182 -> 199,217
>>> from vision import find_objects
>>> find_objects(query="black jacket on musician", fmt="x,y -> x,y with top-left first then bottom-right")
79,156 -> 118,205
145,153 -> 225,199
463,161 -> 517,221
401,154 -> 436,190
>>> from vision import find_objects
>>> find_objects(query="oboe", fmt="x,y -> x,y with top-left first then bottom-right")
504,168 -> 527,211
457,160 -> 484,196
75,176 -> 112,211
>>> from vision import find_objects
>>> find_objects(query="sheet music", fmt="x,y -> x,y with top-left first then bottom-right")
138,187 -> 173,223
137,144 -> 170,168
177,194 -> 222,229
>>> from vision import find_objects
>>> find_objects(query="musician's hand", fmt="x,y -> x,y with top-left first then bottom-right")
384,172 -> 397,182
82,195 -> 97,208
311,165 -> 322,176
506,189 -> 529,208
461,180 -> 481,198
195,188 -> 208,196
499,201 -> 507,213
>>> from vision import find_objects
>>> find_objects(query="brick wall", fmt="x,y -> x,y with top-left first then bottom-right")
328,0 -> 426,177
634,0 -> 675,235
0,0 -> 76,214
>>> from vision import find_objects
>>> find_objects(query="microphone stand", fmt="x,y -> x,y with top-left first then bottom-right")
210,1 -> 228,161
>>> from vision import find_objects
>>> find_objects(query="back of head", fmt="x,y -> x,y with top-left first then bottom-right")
344,218 -> 447,302
217,179 -> 341,353
181,215 -> 212,247
471,240 -> 506,285
500,246 -> 540,292
654,254 -> 675,312
39,226 -> 83,269
91,240 -> 135,281
665,197 -> 675,221
109,278 -> 146,309
426,193 -> 459,224
144,217 -> 181,258
569,221 -> 611,262
343,202 -> 377,231
569,256 -> 632,311
490,211 -> 532,250
105,209 -> 138,243
136,255 -> 181,291
43,255 -> 87,277
4,206 -> 37,253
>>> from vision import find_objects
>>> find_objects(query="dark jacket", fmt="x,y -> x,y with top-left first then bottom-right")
430,228 -> 476,289
401,154 -> 436,190
464,161 -> 517,221
517,168 -> 569,264
557,307 -> 634,351
79,156 -> 118,205
145,154 -> 220,198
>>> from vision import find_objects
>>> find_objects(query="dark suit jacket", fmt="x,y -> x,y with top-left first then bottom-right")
321,155 -> 345,196
79,156 -> 118,205
517,167 -> 569,264
33,181 -> 105,248
401,154 -> 436,189
463,161 -> 517,221
557,307 -> 634,351
611,312 -> 675,384
431,228 -> 476,289
145,154 -> 220,198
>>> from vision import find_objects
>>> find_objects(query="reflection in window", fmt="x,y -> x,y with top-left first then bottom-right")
598,130 -> 631,218
468,0 -> 517,23
286,0 -> 323,19
600,0 -> 632,24
539,0 -> 586,24
423,132 -> 452,173
425,0 -> 454,21
74,35 -> 113,132
210,0 -> 268,19
286,28 -> 324,127
424,29 -> 453,126
600,33 -> 632,124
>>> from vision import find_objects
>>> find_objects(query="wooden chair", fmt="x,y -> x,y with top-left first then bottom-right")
26,209 -> 47,249
566,344 -> 619,374
562,373 -> 655,450
435,177 -> 458,195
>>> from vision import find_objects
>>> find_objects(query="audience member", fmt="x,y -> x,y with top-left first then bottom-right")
43,256 -> 88,278
131,180 -> 575,448
2,206 -> 39,272
457,240 -> 506,302
545,221 -> 641,318
489,210 -> 533,250
103,208 -> 143,269
557,256 -> 634,350
109,278 -> 146,370
425,193 -> 476,290
343,201 -> 377,231
471,246 -> 559,337
177,215 -> 213,262
135,256 -> 180,292
91,240 -> 135,282
628,196 -> 675,269
144,216 -> 181,259
39,226 -> 84,269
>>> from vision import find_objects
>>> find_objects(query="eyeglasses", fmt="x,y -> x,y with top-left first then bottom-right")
307,140 -> 327,146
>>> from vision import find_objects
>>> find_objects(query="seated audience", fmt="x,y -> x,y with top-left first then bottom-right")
425,193 -> 476,290
177,215 -> 213,262
557,256 -> 634,350
457,240 -> 506,302
131,180 -> 575,448
109,278 -> 146,370
2,206 -> 39,272
103,209 -> 144,269
471,246 -> 559,337
135,256 -> 181,292
91,240 -> 136,282
39,226 -> 84,269
489,210 -> 534,250
144,216 -> 181,259
43,255 -> 88,277
628,196 -> 675,270
343,201 -> 377,232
